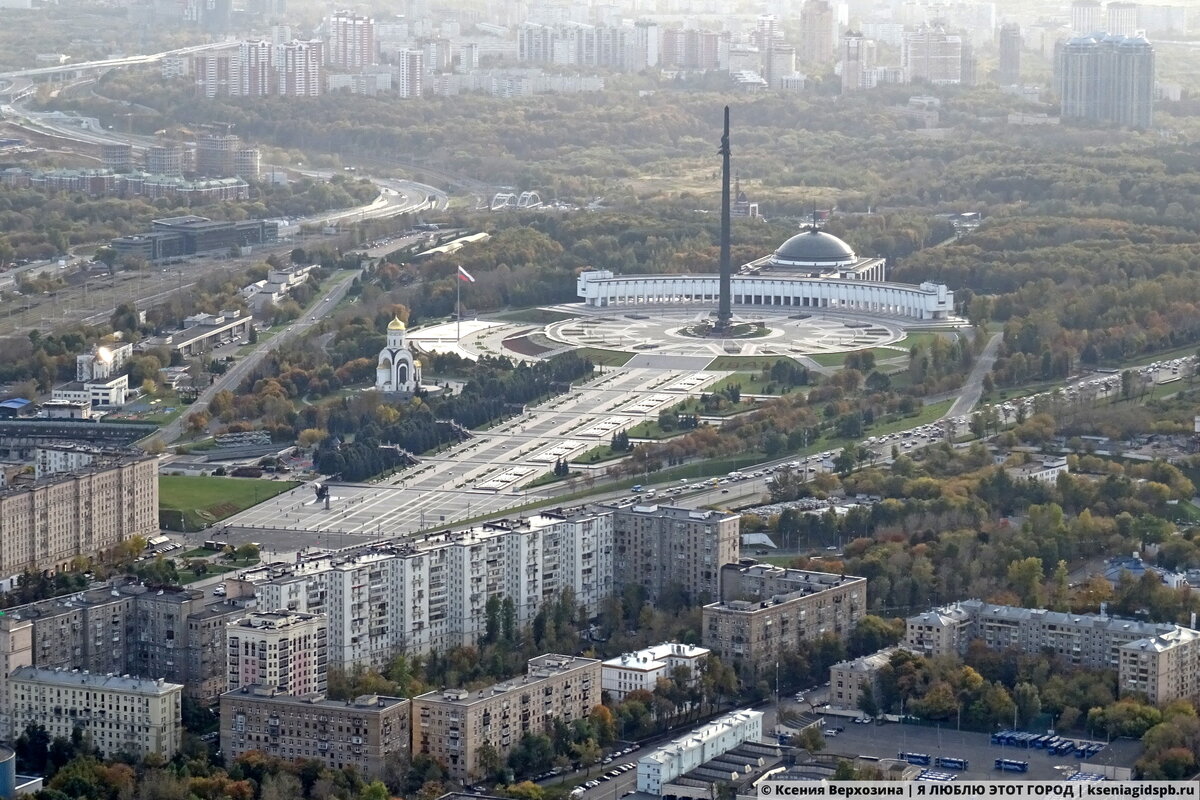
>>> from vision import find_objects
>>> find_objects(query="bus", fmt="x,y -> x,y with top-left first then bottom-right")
900,752 -> 932,766
935,757 -> 968,771
994,759 -> 1029,773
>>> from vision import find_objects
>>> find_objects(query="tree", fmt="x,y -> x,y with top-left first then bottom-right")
477,742 -> 503,782
1007,557 -> 1045,608
572,739 -> 601,776
794,726 -> 824,752
857,682 -> 881,719
1014,682 -> 1041,728
234,543 -> 260,562
1049,560 -> 1070,612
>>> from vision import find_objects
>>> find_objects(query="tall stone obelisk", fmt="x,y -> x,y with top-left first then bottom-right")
716,105 -> 733,332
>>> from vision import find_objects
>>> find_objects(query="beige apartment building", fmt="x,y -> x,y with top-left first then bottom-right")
0,453 -> 157,575
1119,628 -> 1200,705
828,647 -> 908,711
702,563 -> 866,677
412,654 -> 601,782
227,611 -> 327,696
9,666 -> 182,758
221,688 -> 410,778
611,505 -> 739,605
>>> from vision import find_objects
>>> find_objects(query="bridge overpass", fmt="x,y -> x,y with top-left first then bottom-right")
0,42 -> 233,81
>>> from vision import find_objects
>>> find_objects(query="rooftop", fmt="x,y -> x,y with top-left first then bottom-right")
772,228 -> 856,266
415,655 -> 598,706
11,665 -> 181,695
603,643 -> 710,671
223,686 -> 408,710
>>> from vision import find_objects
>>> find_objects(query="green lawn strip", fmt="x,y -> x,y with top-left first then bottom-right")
574,347 -> 633,367
159,476 -> 298,531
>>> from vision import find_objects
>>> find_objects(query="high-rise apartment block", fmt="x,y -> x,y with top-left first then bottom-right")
841,32 -> 877,92
221,690 -> 410,778
702,564 -> 867,677
412,655 -> 600,782
327,11 -> 376,70
998,23 -> 1021,85
226,611 -> 328,696
0,453 -> 156,577
661,28 -> 724,70
239,39 -> 274,96
799,0 -> 836,64
146,144 -> 185,176
1071,0 -> 1102,35
902,26 -> 963,84
397,49 -> 424,97
1056,33 -> 1154,127
192,48 -> 239,98
9,667 -> 182,759
240,508 -> 617,668
276,39 -> 324,96
101,143 -> 133,172
1107,1 -> 1139,36
612,505 -> 738,605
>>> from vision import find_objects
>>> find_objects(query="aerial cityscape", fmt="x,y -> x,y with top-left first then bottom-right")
0,0 -> 1198,796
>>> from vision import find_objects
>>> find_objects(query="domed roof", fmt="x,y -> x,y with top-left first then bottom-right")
388,316 -> 406,331
772,228 -> 856,266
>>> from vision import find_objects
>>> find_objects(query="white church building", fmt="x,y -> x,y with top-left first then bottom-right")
375,316 -> 422,394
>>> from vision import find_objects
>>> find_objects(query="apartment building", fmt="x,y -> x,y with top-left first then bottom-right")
828,647 -> 908,710
2,579 -> 249,703
905,600 -> 1178,670
412,655 -> 600,782
241,508 -> 615,668
226,611 -> 328,696
1056,33 -> 1155,128
702,563 -> 866,677
9,667 -> 182,758
0,452 -> 156,576
221,688 -> 410,778
611,505 -> 739,605
902,26 -> 963,84
1119,628 -> 1200,705
327,11 -> 376,70
601,643 -> 709,704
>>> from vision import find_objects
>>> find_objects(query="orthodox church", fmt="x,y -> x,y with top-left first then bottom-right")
375,316 -> 422,394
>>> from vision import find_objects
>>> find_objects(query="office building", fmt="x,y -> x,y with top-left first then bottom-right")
764,44 -> 797,89
636,709 -> 763,795
998,23 -> 1021,85
140,309 -> 255,356
1108,1 -> 1139,36
277,39 -> 324,96
1056,34 -> 1155,127
841,32 -> 877,92
327,11 -> 376,70
9,667 -> 182,758
0,453 -> 156,576
242,508 -> 616,668
612,505 -> 739,606
601,643 -> 709,704
799,0 -> 836,65
902,26 -> 963,84
75,342 -> 132,382
227,611 -> 327,696
221,689 -> 409,778
702,564 -> 866,677
1071,0 -> 1102,35
112,216 -> 279,263
412,655 -> 600,782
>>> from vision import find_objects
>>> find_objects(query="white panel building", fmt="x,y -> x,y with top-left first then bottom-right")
636,709 -> 764,795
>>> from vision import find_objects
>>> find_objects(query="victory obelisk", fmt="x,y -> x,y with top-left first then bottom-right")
716,105 -> 733,333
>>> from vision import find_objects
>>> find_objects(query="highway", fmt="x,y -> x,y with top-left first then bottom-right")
156,270 -> 361,444
0,42 -> 234,80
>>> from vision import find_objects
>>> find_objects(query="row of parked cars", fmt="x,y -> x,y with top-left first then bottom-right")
570,748 -> 640,796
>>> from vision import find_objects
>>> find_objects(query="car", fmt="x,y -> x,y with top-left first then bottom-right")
721,489 -> 730,494
823,729 -> 839,737
598,776 -> 610,783
570,789 -> 585,797
602,756 -> 614,764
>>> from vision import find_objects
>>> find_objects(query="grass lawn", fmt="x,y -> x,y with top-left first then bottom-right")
708,372 -> 806,396
707,355 -> 803,372
573,444 -> 628,464
859,400 -> 954,439
575,347 -> 633,367
522,470 -> 583,490
159,476 -> 299,532
809,347 -> 892,367
179,563 -> 236,584
626,418 -> 690,439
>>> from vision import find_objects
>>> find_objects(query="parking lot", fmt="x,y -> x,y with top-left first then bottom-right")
820,723 -> 1140,782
